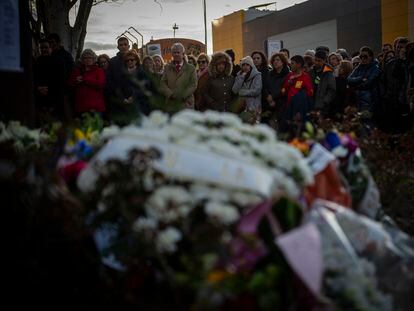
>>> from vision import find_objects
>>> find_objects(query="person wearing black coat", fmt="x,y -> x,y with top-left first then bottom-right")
225,49 -> 241,78
34,39 -> 66,123
266,52 -> 290,127
251,51 -> 272,124
348,46 -> 381,123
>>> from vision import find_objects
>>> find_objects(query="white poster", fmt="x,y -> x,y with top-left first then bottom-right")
0,0 -> 21,72
147,43 -> 162,56
267,39 -> 282,58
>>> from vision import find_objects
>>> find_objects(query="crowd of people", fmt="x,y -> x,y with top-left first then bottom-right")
34,34 -> 414,133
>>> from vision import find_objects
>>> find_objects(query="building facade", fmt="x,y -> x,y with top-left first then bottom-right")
212,0 -> 413,60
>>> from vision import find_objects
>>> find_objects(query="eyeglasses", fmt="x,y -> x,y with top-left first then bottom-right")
197,60 -> 207,64
126,59 -> 136,62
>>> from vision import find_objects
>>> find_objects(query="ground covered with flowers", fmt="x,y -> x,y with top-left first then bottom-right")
2,109 -> 414,310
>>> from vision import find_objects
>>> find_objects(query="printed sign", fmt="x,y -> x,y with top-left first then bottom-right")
266,39 -> 282,58
147,43 -> 162,56
0,0 -> 21,72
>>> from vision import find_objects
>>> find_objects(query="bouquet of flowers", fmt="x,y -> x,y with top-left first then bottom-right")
78,110 -> 314,309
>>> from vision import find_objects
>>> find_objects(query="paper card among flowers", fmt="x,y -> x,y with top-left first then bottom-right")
275,223 -> 323,296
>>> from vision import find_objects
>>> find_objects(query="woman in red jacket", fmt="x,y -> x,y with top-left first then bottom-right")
68,49 -> 106,116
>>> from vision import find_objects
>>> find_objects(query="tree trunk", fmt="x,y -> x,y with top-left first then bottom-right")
32,0 -> 93,60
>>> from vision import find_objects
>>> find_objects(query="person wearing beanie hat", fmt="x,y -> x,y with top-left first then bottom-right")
309,49 -> 336,117
304,50 -> 315,73
232,56 -> 262,121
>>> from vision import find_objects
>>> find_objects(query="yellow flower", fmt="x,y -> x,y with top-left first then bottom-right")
206,270 -> 230,284
74,129 -> 85,140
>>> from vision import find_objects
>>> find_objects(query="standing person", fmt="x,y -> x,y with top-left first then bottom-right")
381,37 -> 410,131
352,56 -> 361,69
303,50 -> 315,73
332,60 -> 354,118
152,54 -> 165,88
142,55 -> 155,74
34,38 -> 65,123
251,51 -> 271,123
105,37 -> 130,120
232,56 -> 262,123
267,53 -> 290,128
225,49 -> 241,77
310,50 -> 336,117
47,33 -> 75,80
348,46 -> 381,124
187,55 -> 197,68
336,48 -> 350,61
382,43 -> 393,54
47,33 -> 75,121
116,51 -> 154,124
328,52 -> 343,77
280,48 -> 290,60
383,50 -> 396,66
194,53 -> 210,111
67,49 -> 105,116
280,55 -> 313,132
97,54 -> 110,73
160,43 -> 197,113
204,52 -> 235,112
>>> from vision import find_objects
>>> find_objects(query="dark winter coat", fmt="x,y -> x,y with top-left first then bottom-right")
106,52 -> 126,101
51,47 -> 75,80
309,64 -> 336,115
204,52 -> 235,112
194,68 -> 210,111
267,65 -> 290,108
67,65 -> 106,114
348,60 -> 381,112
34,55 -> 65,116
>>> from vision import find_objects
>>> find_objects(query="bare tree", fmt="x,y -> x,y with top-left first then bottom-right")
29,0 -> 122,59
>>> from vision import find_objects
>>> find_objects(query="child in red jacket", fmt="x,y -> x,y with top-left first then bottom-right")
280,55 -> 313,132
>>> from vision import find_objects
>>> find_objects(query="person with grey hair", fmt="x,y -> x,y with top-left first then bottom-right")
67,48 -> 106,115
160,43 -> 197,112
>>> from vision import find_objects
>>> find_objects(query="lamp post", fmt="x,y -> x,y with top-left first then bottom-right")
173,23 -> 179,38
203,0 -> 207,51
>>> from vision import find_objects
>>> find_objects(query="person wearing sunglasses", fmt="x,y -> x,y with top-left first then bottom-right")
347,46 -> 381,125
194,53 -> 210,111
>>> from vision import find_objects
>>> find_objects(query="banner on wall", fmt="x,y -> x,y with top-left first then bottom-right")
0,0 -> 21,72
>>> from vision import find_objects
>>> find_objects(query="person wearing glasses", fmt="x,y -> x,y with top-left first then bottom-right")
348,46 -> 381,124
67,49 -> 105,117
194,53 -> 210,111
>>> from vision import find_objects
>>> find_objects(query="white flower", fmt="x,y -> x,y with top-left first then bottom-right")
230,191 -> 262,207
145,186 -> 193,222
205,201 -> 240,225
77,167 -> 97,192
132,217 -> 158,232
97,201 -> 108,213
101,125 -> 120,140
156,227 -> 182,253
142,110 -> 169,129
190,184 -> 230,203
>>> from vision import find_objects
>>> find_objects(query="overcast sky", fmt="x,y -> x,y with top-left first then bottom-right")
83,0 -> 307,57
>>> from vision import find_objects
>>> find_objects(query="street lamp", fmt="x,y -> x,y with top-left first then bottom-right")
203,0 -> 207,51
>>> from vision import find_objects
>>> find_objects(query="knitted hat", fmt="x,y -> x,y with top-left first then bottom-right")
240,56 -> 255,68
